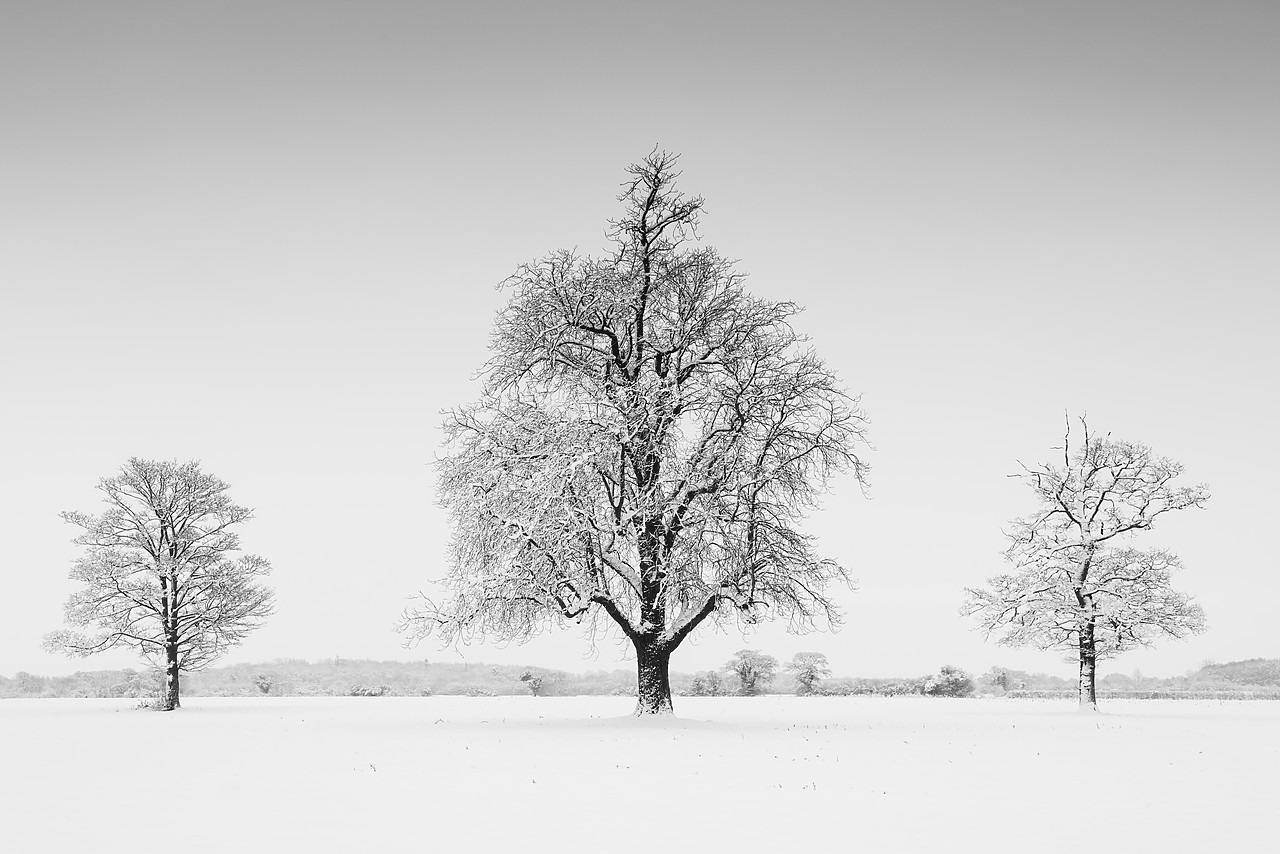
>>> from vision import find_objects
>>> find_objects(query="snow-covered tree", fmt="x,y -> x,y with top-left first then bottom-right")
46,458 -> 274,710
688,671 -> 725,696
520,671 -> 545,697
921,665 -> 974,697
726,649 -> 779,696
982,666 -> 1013,693
400,151 -> 869,714
963,417 -> 1208,710
785,651 -> 832,695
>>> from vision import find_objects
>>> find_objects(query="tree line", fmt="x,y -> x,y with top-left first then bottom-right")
13,655 -> 1277,702
44,150 -> 1211,714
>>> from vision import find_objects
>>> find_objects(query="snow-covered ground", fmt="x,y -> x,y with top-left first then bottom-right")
1,696 -> 1273,852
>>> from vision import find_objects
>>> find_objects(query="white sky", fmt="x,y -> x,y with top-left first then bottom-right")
2,1 -> 1276,680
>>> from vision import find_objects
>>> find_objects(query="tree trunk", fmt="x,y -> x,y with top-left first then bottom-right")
160,642 -> 181,711
1078,622 -> 1098,711
634,640 -> 673,715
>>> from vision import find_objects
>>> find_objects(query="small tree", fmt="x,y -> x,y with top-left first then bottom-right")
520,670 -> 545,697
785,651 -> 831,695
964,417 -> 1208,710
726,649 -> 778,696
401,151 -> 868,714
688,671 -> 724,696
982,666 -> 1012,693
46,458 -> 275,710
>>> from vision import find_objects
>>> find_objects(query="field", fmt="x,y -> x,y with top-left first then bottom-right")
2,696 -> 1273,852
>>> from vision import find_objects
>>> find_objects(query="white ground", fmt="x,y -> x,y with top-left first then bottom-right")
1,696 -> 1273,852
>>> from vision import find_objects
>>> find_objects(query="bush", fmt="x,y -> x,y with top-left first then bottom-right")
881,679 -> 926,696
922,666 -> 974,697
349,685 -> 391,697
813,677 -> 922,696
813,679 -> 859,696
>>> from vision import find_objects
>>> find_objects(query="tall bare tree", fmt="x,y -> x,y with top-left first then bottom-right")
46,458 -> 274,710
401,151 -> 869,714
963,417 -> 1208,710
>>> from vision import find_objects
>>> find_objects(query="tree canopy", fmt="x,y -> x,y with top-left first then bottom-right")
402,151 -> 868,713
46,458 -> 274,709
964,417 -> 1208,709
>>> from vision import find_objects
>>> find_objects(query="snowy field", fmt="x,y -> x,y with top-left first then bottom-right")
1,696 -> 1274,852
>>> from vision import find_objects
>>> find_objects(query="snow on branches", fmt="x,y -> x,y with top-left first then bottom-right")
46,458 -> 274,709
401,152 -> 869,712
964,416 -> 1208,708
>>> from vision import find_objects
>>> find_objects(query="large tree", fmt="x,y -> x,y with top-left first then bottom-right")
402,151 -> 868,714
963,417 -> 1208,710
46,458 -> 275,710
